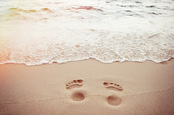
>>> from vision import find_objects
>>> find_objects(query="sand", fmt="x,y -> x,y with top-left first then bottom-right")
0,59 -> 174,115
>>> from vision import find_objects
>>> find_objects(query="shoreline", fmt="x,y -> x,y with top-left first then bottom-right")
0,59 -> 174,114
0,57 -> 174,66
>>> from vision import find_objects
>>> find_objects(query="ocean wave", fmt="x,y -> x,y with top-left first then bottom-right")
0,0 -> 174,65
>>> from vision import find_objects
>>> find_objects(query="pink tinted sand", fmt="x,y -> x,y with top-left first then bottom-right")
0,59 -> 174,115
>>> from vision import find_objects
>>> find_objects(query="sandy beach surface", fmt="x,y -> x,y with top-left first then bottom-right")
0,59 -> 174,115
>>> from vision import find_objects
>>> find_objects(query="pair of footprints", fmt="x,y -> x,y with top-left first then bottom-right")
66,79 -> 123,106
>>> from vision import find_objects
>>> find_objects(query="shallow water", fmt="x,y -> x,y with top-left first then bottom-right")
0,0 -> 174,65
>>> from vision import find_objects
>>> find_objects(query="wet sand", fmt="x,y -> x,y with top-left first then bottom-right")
0,59 -> 174,115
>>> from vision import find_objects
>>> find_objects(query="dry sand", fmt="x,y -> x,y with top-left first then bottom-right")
0,59 -> 174,115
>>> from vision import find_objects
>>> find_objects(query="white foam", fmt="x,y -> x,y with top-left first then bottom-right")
0,0 -> 174,65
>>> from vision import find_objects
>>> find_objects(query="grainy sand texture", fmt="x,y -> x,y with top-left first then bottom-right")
0,59 -> 174,115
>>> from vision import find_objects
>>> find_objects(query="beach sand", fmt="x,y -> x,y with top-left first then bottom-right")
0,59 -> 174,115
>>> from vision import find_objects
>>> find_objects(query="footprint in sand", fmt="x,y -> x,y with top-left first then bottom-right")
103,82 -> 123,91
66,79 -> 85,101
66,79 -> 83,89
103,81 -> 123,106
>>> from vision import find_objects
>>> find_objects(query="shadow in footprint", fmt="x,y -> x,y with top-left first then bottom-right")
66,79 -> 83,89
103,82 -> 123,91
107,94 -> 122,106
71,91 -> 86,101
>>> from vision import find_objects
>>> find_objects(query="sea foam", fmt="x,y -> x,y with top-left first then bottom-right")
0,0 -> 174,65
